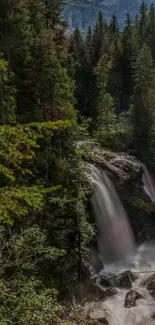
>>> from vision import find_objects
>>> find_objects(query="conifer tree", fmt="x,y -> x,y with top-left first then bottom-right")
121,14 -> 136,111
92,11 -> 105,63
0,54 -> 16,124
108,14 -> 122,112
147,3 -> 155,60
137,1 -> 148,46
132,43 -> 155,163
94,52 -> 117,146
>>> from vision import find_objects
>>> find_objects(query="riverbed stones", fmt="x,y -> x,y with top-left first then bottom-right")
146,273 -> 155,291
124,289 -> 142,308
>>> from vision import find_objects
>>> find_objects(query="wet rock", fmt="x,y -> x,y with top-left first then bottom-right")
85,282 -> 117,301
87,283 -> 108,300
97,318 -> 109,324
117,271 -> 133,289
88,248 -> 103,274
104,287 -> 117,297
128,271 -> 138,282
149,289 -> 155,299
146,274 -> 155,291
124,290 -> 142,308
99,276 -> 111,288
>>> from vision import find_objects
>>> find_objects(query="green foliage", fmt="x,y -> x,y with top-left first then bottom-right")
131,43 -> 155,164
0,186 -> 44,225
0,55 -> 16,125
0,277 -> 61,325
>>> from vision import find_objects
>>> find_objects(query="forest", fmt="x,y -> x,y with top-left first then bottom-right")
0,0 -> 155,324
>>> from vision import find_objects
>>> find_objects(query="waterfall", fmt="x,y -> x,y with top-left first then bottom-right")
90,165 -> 135,263
85,164 -> 155,325
142,165 -> 155,202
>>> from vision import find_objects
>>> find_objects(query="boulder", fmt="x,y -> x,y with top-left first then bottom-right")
150,289 -> 155,299
99,276 -> 111,288
86,283 -> 107,300
85,283 -> 117,301
104,287 -> 117,298
146,274 -> 155,291
117,271 -> 133,289
124,290 -> 142,308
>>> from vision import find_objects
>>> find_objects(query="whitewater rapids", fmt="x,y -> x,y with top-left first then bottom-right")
85,243 -> 155,325
87,163 -> 155,325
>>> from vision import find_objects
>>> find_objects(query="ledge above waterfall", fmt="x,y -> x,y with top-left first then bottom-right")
80,141 -> 142,180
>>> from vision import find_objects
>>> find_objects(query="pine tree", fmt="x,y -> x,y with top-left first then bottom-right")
137,1 -> 148,46
121,14 -> 136,111
44,0 -> 64,28
94,52 -> 117,146
92,11 -> 105,63
147,3 -> 155,60
0,54 -> 16,125
85,26 -> 93,63
108,14 -> 122,112
132,43 -> 155,163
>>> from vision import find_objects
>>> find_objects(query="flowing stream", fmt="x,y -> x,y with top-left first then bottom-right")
87,164 -> 155,325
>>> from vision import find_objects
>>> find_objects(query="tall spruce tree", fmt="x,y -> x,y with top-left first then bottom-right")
147,3 -> 155,60
132,43 -> 155,163
121,14 -> 136,111
108,14 -> 122,112
137,1 -> 148,46
92,11 -> 105,63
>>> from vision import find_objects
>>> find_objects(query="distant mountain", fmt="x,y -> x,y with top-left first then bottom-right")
63,0 -> 155,30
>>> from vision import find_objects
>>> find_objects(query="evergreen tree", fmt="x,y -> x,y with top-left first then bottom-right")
108,14 -> 122,112
85,26 -> 93,63
92,11 -> 105,63
94,52 -> 117,146
0,54 -> 16,124
121,14 -> 136,111
137,1 -> 148,46
147,3 -> 155,60
132,43 -> 155,163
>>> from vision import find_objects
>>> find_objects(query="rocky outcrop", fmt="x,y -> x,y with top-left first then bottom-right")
84,143 -> 142,180
124,290 -> 142,308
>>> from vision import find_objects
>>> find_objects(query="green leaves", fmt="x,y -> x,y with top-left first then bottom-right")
0,277 -> 62,325
0,186 -> 43,225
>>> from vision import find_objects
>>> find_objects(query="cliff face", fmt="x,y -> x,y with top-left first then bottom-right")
63,0 -> 155,30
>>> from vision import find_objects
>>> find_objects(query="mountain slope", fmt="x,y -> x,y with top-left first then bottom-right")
63,0 -> 155,30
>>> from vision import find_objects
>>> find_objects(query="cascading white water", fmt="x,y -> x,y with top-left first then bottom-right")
90,164 -> 135,263
85,244 -> 155,325
142,165 -> 155,202
87,164 -> 155,325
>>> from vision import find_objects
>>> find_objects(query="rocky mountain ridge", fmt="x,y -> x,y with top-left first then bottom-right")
63,0 -> 155,30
